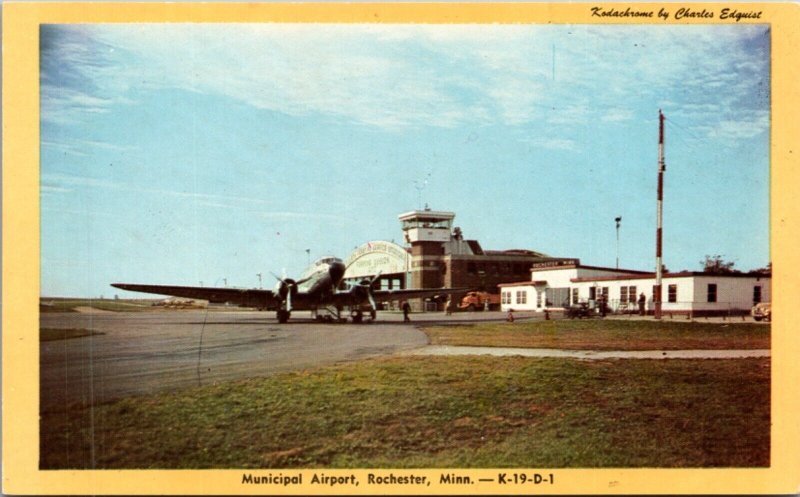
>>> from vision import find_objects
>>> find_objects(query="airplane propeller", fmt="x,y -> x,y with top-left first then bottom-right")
355,270 -> 382,314
271,272 -> 312,312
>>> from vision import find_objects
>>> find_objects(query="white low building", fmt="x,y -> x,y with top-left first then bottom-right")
499,260 -> 771,317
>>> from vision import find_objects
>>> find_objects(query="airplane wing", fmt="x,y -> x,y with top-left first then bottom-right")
372,287 -> 471,302
111,283 -> 278,309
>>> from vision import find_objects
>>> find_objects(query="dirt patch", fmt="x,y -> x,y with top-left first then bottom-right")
73,306 -> 116,314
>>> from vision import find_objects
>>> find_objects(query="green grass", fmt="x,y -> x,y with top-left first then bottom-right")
40,356 -> 769,469
40,298 -> 156,313
423,319 -> 769,350
40,328 -> 104,341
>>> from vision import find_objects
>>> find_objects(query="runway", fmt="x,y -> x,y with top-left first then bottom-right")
39,310 -> 438,413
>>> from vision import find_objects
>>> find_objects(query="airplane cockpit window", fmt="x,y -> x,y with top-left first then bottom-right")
315,256 -> 343,266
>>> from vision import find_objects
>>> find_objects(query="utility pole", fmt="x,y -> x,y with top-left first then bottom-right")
256,272 -> 263,289
655,110 -> 666,320
615,216 -> 622,269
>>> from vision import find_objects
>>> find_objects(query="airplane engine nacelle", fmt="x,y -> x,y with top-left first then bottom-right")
275,278 -> 299,300
351,279 -> 372,298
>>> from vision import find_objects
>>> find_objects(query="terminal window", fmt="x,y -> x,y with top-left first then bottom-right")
707,283 -> 718,303
753,285 -> 761,304
620,286 -> 637,304
668,284 -> 678,303
546,287 -> 569,307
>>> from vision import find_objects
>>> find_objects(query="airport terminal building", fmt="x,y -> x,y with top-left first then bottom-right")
339,208 -> 770,315
499,260 -> 771,317
342,209 -> 572,310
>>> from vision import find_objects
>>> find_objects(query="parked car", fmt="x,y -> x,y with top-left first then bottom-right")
566,302 -> 592,319
751,302 -> 771,322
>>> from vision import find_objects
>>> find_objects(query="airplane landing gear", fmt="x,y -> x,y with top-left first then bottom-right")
350,308 -> 376,324
277,309 -> 291,323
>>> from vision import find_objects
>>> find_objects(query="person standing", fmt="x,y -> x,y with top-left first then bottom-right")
402,301 -> 411,322
638,292 -> 646,316
445,296 -> 453,316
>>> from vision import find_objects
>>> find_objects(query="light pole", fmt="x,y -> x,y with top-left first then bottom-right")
256,273 -> 262,289
615,216 -> 622,269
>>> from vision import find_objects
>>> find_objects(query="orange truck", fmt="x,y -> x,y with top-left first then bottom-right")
459,291 -> 501,311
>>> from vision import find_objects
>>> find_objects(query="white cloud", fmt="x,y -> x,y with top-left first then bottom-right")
41,24 -> 769,137
707,111 -> 769,140
42,172 -> 120,190
523,137 -> 578,151
259,211 -> 350,222
42,139 -> 138,157
41,185 -> 72,194
40,172 -> 279,210
602,109 -> 635,123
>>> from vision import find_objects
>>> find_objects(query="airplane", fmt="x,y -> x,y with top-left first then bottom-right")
112,256 -> 468,323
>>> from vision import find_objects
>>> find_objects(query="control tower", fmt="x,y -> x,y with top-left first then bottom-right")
398,209 -> 455,289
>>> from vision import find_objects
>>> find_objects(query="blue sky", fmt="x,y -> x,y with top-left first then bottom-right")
40,23 -> 770,297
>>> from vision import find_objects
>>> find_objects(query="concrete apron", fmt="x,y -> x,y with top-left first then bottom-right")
403,346 -> 770,360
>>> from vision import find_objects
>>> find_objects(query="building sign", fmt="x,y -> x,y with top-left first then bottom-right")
344,241 -> 410,279
531,259 -> 580,270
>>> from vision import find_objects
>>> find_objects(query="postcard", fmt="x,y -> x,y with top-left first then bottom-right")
3,2 -> 799,495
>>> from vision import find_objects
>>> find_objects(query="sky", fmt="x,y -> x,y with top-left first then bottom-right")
40,23 -> 771,297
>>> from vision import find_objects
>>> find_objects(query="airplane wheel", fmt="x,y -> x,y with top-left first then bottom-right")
352,311 -> 363,324
370,309 -> 377,321
277,310 -> 290,323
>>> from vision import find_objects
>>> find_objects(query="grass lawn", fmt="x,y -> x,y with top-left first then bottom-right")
423,319 -> 769,350
40,328 -> 104,342
41,355 -> 769,469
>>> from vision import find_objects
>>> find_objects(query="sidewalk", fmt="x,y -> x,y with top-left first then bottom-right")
403,345 -> 770,360
604,314 -> 766,324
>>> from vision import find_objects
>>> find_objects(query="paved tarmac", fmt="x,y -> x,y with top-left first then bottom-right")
40,309 -> 456,413
39,308 -> 765,413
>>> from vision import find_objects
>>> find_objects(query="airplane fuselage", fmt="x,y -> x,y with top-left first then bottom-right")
295,258 -> 346,302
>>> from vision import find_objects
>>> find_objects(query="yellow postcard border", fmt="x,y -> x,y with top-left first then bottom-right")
3,2 -> 799,495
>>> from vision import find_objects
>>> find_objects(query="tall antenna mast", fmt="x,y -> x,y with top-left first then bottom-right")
654,110 -> 666,319
615,216 -> 622,269
413,173 -> 431,210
